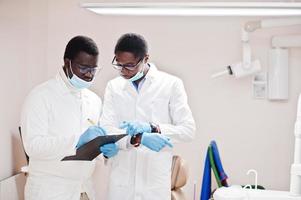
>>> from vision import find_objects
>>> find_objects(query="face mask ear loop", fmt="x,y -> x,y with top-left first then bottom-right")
140,62 -> 145,74
136,58 -> 145,76
68,60 -> 75,78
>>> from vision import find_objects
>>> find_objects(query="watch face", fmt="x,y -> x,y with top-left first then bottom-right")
150,123 -> 160,133
150,123 -> 155,132
130,134 -> 142,147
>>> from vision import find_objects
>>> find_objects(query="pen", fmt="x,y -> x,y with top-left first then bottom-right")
87,118 -> 96,126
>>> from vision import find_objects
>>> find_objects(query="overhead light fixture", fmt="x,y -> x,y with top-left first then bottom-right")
81,2 -> 301,16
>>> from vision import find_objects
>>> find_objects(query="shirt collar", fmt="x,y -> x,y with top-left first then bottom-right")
122,63 -> 158,91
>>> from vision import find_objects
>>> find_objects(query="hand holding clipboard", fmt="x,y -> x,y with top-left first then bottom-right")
62,134 -> 127,161
62,119 -> 127,161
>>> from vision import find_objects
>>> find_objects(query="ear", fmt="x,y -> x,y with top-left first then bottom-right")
63,58 -> 72,78
63,58 -> 71,67
144,54 -> 149,63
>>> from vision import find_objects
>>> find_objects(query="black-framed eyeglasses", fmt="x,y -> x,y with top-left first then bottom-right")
111,56 -> 143,71
72,62 -> 101,75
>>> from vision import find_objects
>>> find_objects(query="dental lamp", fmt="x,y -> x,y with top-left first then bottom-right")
211,28 -> 261,79
211,60 -> 261,79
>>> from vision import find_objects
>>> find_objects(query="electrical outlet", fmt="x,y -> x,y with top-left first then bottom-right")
253,72 -> 267,99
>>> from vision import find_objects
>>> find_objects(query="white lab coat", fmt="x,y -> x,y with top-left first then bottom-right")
101,64 -> 196,200
21,67 -> 102,200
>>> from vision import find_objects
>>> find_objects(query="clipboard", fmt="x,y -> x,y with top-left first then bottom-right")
62,134 -> 127,161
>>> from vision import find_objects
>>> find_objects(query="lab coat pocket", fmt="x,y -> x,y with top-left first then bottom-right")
146,151 -> 172,188
151,98 -> 170,123
110,151 -> 131,187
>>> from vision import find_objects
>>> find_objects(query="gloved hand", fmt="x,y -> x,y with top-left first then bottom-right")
100,143 -> 119,158
120,121 -> 151,136
76,126 -> 106,149
141,133 -> 173,152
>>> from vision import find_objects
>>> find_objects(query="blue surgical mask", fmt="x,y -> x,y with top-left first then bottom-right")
68,61 -> 94,89
128,64 -> 145,82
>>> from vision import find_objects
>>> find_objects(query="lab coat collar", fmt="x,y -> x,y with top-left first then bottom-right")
145,63 -> 158,81
122,63 -> 158,91
56,67 -> 83,95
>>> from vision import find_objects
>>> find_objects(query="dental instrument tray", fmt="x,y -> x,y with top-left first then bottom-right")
61,134 -> 127,161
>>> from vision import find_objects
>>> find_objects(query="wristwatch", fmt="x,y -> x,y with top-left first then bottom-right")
149,122 -> 161,133
130,123 -> 161,147
130,133 -> 143,147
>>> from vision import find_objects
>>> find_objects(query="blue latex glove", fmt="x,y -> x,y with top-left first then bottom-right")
76,126 -> 106,149
120,121 -> 151,136
141,133 -> 173,152
100,143 -> 119,158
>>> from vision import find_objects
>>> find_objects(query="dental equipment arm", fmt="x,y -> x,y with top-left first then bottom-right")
245,17 -> 301,32
212,17 -> 301,79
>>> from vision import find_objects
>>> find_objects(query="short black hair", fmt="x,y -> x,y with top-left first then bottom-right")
64,35 -> 99,60
114,33 -> 148,59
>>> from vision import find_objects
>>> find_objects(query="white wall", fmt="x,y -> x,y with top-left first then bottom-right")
1,0 -> 301,199
0,0 -> 48,182
0,174 -> 26,200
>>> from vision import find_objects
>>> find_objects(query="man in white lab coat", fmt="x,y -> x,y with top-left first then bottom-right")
21,36 -> 118,200
101,33 -> 196,200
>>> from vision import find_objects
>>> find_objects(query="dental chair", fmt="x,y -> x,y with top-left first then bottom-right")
171,155 -> 189,200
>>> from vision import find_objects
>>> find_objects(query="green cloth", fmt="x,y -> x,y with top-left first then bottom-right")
209,146 -> 222,187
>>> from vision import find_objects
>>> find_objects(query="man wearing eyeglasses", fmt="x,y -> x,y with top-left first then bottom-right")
21,36 -> 118,200
101,33 -> 196,200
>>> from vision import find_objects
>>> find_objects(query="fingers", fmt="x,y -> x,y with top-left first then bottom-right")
97,127 -> 107,136
152,136 -> 173,151
119,122 -> 135,136
141,133 -> 173,152
127,125 -> 134,135
100,145 -> 111,154
100,143 -> 118,151
76,133 -> 94,149
157,143 -> 165,152
159,135 -> 173,148
164,139 -> 173,148
101,143 -> 115,150
153,147 -> 160,152
119,121 -> 146,136
100,143 -> 118,158
119,121 -> 129,129
127,124 -> 138,136
149,140 -> 166,152
88,126 -> 107,136
148,143 -> 162,152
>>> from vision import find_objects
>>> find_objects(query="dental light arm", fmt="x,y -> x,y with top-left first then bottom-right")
244,17 -> 301,100
272,35 -> 301,48
245,17 -> 301,32
212,17 -> 301,79
211,28 -> 261,79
